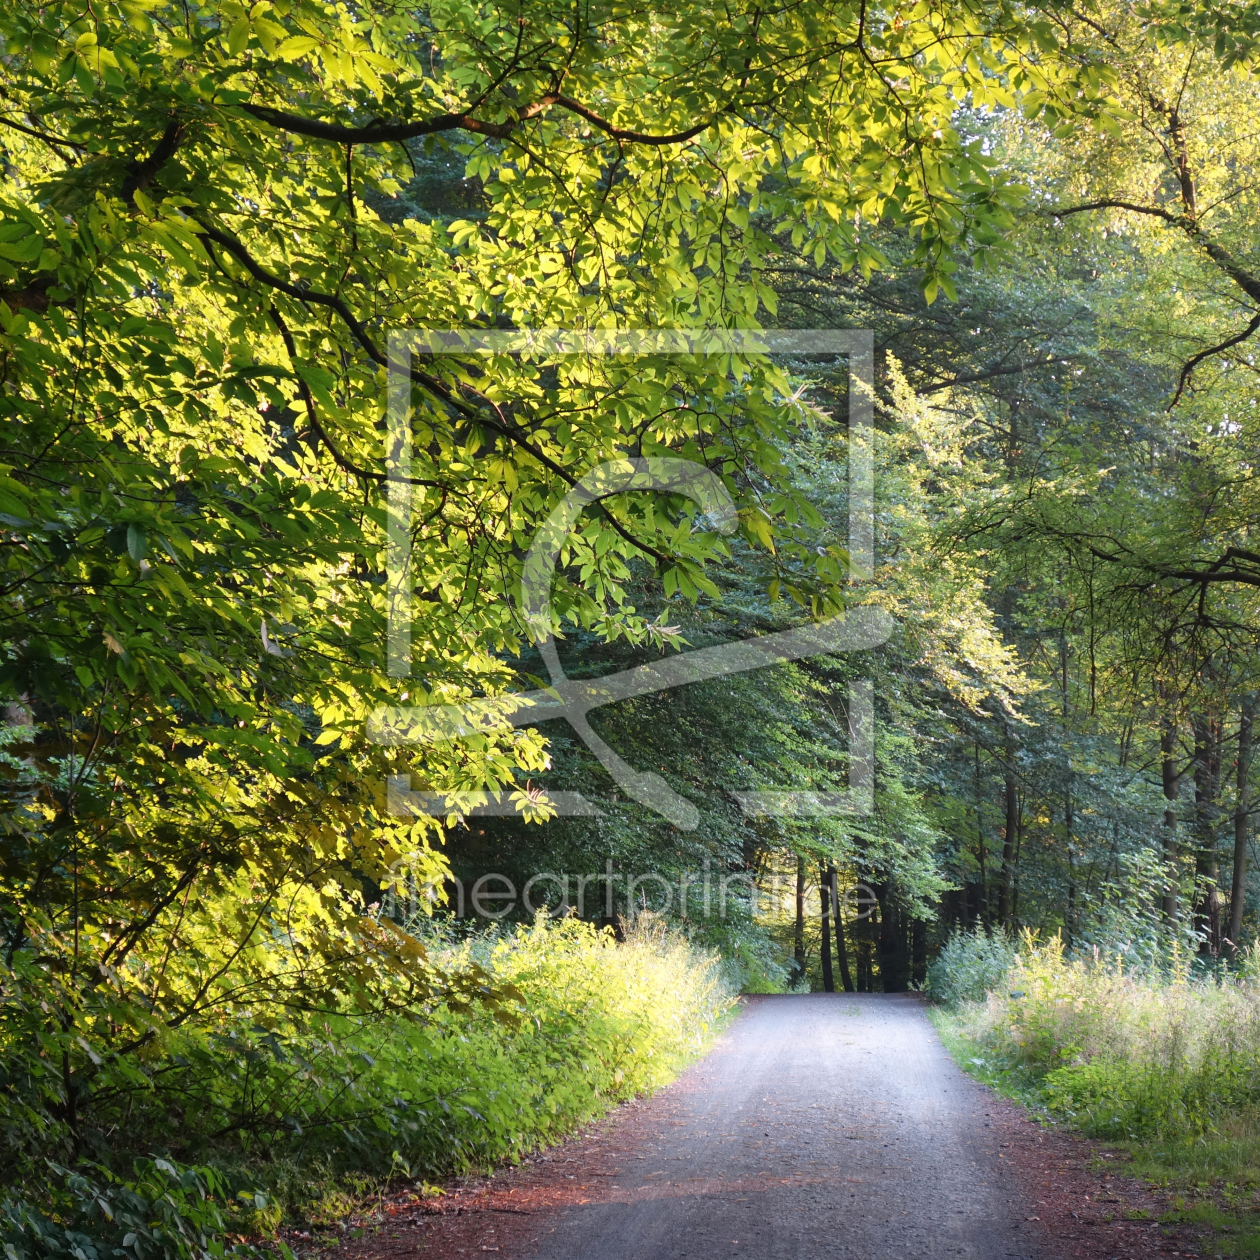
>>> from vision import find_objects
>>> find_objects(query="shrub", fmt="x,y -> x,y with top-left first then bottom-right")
0,915 -> 737,1227
0,1160 -> 277,1260
328,912 -> 739,1179
926,924 -> 1019,1006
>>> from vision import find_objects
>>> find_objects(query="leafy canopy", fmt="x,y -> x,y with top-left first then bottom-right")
0,0 -> 1126,1170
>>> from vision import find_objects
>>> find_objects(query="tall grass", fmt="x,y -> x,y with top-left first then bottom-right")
943,932 -> 1260,1143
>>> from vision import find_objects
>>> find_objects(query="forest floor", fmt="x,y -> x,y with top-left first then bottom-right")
308,993 -> 1213,1259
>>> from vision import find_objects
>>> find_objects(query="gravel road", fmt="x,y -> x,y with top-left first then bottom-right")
524,993 -> 1043,1260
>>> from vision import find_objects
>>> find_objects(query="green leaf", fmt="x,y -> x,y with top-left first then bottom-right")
0,234 -> 44,263
126,524 -> 147,562
226,18 -> 251,55
275,35 -> 320,59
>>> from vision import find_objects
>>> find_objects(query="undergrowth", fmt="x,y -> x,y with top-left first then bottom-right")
0,914 -> 736,1258
930,927 -> 1260,1255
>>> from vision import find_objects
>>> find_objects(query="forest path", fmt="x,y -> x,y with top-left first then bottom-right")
523,992 -> 1041,1260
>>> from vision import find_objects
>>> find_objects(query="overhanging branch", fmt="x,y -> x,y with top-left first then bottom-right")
1169,310 -> 1260,407
1048,197 -> 1260,400
195,224 -> 675,566
1046,198 -> 1182,226
922,354 -> 1079,394
239,94 -> 719,148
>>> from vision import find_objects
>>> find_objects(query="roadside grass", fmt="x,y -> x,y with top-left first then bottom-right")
934,1009 -> 1260,1255
929,934 -> 1260,1257
237,913 -> 742,1222
0,914 -> 739,1260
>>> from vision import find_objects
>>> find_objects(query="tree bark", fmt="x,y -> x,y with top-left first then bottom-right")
997,727 -> 1019,926
1065,790 -> 1077,944
855,915 -> 873,992
1010,801 -> 1023,927
829,866 -> 854,992
911,915 -> 927,988
1061,632 -> 1076,943
856,936 -> 872,991
874,880 -> 911,991
1160,714 -> 1182,924
973,741 -> 990,923
1229,694 -> 1255,956
819,863 -> 835,992
1193,712 -> 1223,956
793,853 -> 806,982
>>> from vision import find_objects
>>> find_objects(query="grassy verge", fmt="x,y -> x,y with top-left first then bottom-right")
1,914 -> 738,1258
929,936 -> 1260,1256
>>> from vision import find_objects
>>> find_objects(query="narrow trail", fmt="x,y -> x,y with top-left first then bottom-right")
524,992 -> 1037,1259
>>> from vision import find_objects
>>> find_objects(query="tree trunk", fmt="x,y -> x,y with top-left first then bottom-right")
1193,712 -> 1223,956
1010,799 -> 1023,927
1229,694 -> 1255,956
997,727 -> 1019,926
973,741 -> 990,923
793,853 -> 806,981
911,915 -> 927,987
1065,792 -> 1077,945
1160,716 -> 1181,924
875,881 -> 910,991
818,863 -> 835,992
830,866 -> 854,992
994,577 -> 1018,925
855,919 -> 873,992
1061,633 -> 1076,944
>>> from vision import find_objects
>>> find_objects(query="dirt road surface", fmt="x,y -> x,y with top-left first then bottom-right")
523,992 -> 1037,1259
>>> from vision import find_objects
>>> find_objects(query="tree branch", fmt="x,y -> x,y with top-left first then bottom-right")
0,114 -> 84,158
122,116 -> 184,201
1,276 -> 69,313
1155,566 -> 1260,589
239,94 -> 718,148
239,102 -> 517,143
1060,530 -> 1260,593
265,304 -> 384,485
1169,310 -> 1260,407
1047,198 -> 1182,225
1048,197 -> 1260,396
196,225 -> 675,566
921,354 -> 1079,394
546,94 -> 718,145
197,222 -> 392,367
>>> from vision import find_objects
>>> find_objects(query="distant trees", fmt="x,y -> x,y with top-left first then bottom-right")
773,2 -> 1260,971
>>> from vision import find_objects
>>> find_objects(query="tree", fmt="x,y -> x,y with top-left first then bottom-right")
814,10 -> 1260,956
3,0 -> 1124,1160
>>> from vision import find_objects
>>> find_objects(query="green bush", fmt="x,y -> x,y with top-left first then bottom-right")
1040,1055 -> 1260,1141
926,924 -> 1019,1006
0,1160 -> 276,1260
295,912 -> 738,1181
0,915 -> 737,1227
